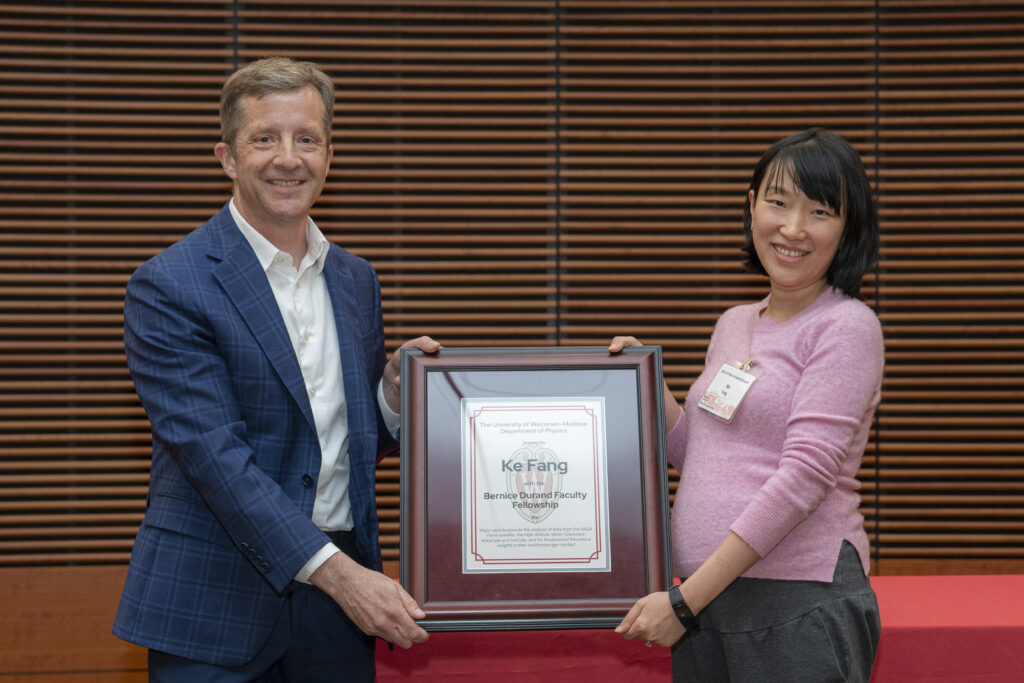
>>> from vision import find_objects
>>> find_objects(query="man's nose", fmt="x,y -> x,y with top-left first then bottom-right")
273,140 -> 300,167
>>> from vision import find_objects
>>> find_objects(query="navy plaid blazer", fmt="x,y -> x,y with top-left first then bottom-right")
113,204 -> 396,665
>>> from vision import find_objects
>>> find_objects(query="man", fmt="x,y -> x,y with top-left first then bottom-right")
113,57 -> 436,681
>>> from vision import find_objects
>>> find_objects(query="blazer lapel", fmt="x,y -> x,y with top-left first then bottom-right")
206,207 -> 316,434
322,248 -> 372,453
322,248 -> 361,400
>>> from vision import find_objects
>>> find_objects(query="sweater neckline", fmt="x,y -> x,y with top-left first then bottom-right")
755,287 -> 841,331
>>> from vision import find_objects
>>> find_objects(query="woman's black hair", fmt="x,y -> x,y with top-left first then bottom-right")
742,128 -> 879,297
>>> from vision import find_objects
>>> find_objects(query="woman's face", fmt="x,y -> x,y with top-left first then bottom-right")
748,168 -> 844,300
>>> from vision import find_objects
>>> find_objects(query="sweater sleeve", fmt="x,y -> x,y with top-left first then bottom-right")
730,304 -> 884,557
666,409 -> 687,473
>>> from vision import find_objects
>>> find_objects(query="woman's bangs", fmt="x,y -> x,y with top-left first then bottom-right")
776,145 -> 845,215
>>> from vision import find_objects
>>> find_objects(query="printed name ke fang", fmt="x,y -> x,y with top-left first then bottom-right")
501,458 -> 568,474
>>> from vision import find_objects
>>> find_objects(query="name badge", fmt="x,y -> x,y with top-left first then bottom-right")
698,357 -> 756,422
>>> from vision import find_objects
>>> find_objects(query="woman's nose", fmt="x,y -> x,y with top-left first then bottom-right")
778,216 -> 806,240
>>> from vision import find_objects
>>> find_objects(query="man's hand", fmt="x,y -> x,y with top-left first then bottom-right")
382,336 -> 441,414
309,551 -> 428,648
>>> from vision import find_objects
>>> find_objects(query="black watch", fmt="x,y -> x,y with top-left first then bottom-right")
667,584 -> 700,633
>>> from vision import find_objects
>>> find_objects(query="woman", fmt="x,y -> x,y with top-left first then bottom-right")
612,128 -> 883,682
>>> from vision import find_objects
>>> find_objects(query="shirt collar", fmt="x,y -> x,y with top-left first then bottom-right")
228,199 -> 329,274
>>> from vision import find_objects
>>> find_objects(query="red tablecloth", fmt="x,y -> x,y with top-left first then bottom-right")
376,575 -> 1024,682
870,574 -> 1024,683
376,628 -> 670,682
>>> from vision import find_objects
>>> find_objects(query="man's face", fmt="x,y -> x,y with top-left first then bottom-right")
215,86 -> 332,236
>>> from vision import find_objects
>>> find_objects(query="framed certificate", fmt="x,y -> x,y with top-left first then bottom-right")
399,346 -> 671,631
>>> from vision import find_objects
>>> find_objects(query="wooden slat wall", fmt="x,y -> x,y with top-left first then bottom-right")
872,1 -> 1024,573
0,0 -> 234,567
233,0 -> 561,570
555,0 -> 1024,577
554,1 -> 882,577
0,0 -> 1022,580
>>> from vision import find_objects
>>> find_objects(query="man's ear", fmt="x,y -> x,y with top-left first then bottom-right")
214,142 -> 237,181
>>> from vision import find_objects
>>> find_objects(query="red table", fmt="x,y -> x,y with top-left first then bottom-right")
376,627 -> 670,681
870,574 -> 1024,683
376,575 -> 1024,682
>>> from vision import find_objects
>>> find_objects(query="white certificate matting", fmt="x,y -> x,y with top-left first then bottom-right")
461,397 -> 611,573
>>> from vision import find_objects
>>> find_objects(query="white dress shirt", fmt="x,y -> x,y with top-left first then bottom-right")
229,200 -> 400,582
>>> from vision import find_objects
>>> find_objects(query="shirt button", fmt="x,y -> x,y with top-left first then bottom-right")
309,387 -> 317,397
301,474 -> 314,487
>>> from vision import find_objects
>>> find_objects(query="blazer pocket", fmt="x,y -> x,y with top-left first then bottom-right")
143,490 -> 235,548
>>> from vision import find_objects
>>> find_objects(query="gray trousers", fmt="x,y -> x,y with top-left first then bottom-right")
672,541 -> 880,683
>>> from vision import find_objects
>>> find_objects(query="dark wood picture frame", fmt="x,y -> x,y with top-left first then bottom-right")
399,346 -> 671,631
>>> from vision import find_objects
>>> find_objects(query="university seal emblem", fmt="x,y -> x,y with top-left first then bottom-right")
505,442 -> 564,524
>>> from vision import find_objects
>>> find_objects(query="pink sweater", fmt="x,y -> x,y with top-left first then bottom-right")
668,287 -> 883,582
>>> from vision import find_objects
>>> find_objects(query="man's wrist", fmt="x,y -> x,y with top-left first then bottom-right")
296,542 -> 340,584
377,380 -> 401,438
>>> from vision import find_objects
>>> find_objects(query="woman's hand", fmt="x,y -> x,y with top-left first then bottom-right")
608,335 -> 643,353
609,335 -> 683,433
614,590 -> 686,647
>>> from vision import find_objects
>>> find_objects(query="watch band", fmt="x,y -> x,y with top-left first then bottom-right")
667,584 -> 701,633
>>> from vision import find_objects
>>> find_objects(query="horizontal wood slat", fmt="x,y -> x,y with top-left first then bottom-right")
0,0 -> 1021,578
0,0 -> 236,571
870,0 -> 1024,571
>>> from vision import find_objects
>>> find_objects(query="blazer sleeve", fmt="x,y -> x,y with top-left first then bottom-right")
124,257 -> 327,593
370,272 -> 399,463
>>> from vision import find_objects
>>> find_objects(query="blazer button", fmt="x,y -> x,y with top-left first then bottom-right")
301,474 -> 314,487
